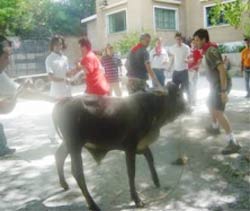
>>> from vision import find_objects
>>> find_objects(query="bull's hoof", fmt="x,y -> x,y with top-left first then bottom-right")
88,204 -> 101,211
135,200 -> 145,208
60,181 -> 69,191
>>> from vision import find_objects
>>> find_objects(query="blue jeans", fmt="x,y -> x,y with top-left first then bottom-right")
172,70 -> 191,103
244,69 -> 250,96
152,68 -> 165,87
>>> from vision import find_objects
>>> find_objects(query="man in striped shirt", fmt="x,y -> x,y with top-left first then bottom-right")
101,44 -> 122,96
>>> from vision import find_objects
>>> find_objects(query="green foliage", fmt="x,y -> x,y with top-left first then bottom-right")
0,0 -> 32,35
114,32 -> 157,57
0,0 -> 96,37
113,32 -> 140,56
218,44 -> 245,54
212,0 -> 250,37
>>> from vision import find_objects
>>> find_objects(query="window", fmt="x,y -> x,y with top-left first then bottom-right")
108,10 -> 126,34
205,5 -> 228,27
154,7 -> 177,30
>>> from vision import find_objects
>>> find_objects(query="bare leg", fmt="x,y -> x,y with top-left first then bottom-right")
214,110 -> 232,134
143,147 -> 160,187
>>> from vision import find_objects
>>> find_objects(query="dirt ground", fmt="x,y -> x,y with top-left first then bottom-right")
0,77 -> 249,211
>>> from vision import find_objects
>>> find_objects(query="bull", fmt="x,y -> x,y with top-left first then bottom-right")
53,82 -> 187,211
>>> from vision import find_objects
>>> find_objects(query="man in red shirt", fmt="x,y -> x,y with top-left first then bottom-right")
78,38 -> 110,96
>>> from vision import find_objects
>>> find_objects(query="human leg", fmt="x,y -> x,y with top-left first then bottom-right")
244,70 -> 250,97
0,123 -> 15,156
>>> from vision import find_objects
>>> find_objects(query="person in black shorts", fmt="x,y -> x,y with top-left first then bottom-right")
193,29 -> 240,155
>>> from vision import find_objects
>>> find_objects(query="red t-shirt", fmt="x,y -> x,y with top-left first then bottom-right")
81,51 -> 110,95
188,49 -> 202,71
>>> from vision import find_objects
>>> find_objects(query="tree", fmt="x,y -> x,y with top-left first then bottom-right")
211,0 -> 250,38
1,0 -> 96,37
0,0 -> 32,35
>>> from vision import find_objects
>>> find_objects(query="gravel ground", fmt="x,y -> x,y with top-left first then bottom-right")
0,76 -> 249,211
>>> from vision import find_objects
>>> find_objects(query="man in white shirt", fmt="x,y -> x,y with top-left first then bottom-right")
150,37 -> 169,87
169,32 -> 191,104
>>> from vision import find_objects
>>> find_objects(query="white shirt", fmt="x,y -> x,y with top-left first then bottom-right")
0,72 -> 18,99
45,52 -> 71,98
150,47 -> 169,69
170,44 -> 190,71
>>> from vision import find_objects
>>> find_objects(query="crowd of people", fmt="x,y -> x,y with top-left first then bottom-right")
1,28 -> 249,157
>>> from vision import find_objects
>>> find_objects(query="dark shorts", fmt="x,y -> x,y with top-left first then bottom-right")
208,90 -> 226,111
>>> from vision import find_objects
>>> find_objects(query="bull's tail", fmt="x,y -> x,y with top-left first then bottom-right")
52,97 -> 71,141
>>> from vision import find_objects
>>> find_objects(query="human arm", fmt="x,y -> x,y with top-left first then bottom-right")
145,62 -> 163,89
0,97 -> 16,114
167,48 -> 174,70
162,49 -> 169,66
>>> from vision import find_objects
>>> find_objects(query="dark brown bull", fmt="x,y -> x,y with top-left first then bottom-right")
53,82 -> 187,211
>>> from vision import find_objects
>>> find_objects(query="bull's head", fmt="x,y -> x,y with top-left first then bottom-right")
148,82 -> 187,127
165,81 -> 188,114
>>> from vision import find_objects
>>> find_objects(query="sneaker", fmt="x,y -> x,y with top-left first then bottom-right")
206,125 -> 221,135
221,141 -> 241,155
0,148 -> 16,157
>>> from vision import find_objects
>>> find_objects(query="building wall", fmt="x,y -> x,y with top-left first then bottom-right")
87,0 -> 243,48
151,0 -> 183,45
63,36 -> 81,66
86,20 -> 99,49
185,0 -> 242,43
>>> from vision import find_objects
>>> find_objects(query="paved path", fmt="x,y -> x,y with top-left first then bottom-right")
0,76 -> 249,211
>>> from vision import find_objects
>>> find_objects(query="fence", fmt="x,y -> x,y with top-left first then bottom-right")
7,39 -> 49,78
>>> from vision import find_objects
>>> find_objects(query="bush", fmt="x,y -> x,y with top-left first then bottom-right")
218,44 -> 245,54
113,32 -> 157,57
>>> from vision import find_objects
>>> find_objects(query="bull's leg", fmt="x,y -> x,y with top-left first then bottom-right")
70,150 -> 100,211
55,143 -> 69,190
125,150 -> 145,208
143,147 -> 160,188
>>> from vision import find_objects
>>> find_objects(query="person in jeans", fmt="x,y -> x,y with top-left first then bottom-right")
193,28 -> 240,155
241,38 -> 250,98
150,37 -> 169,87
101,44 -> 122,96
126,33 -> 162,94
169,32 -> 191,104
187,39 -> 203,105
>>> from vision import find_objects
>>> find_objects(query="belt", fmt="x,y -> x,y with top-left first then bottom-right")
244,66 -> 250,69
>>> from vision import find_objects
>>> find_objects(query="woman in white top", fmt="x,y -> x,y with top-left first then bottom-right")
46,35 -> 71,99
150,37 -> 169,87
45,35 -> 71,142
